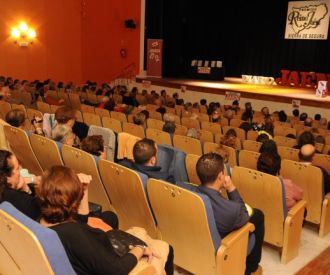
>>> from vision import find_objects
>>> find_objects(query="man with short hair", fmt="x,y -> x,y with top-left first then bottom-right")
132,138 -> 175,183
196,152 -> 264,275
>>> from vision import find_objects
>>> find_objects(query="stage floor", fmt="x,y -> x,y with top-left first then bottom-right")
136,76 -> 330,108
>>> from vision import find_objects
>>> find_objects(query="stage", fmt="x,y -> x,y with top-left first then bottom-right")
136,77 -> 330,109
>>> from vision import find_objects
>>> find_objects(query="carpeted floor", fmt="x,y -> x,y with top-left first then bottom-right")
295,246 -> 330,275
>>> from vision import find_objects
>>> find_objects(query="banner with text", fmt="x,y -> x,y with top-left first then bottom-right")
285,0 -> 330,40
147,39 -> 163,77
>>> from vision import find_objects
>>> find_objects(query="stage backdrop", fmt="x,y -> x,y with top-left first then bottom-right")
145,0 -> 330,79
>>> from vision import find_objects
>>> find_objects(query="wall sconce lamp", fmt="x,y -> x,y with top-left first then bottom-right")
11,22 -> 36,47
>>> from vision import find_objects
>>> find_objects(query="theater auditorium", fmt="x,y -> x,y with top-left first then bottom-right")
0,1 -> 330,275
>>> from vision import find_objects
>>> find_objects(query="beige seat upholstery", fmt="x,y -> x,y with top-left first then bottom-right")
185,154 -> 201,185
174,124 -> 188,136
61,145 -> 113,211
30,134 -> 64,171
181,117 -> 201,129
147,118 -> 165,130
173,135 -> 202,155
149,111 -> 162,120
280,159 -> 330,237
0,101 -> 11,119
232,166 -> 306,263
204,142 -> 237,168
83,112 -> 102,126
68,93 -> 81,110
102,117 -> 122,133
21,92 -> 33,108
247,130 -> 258,141
242,140 -> 262,152
95,107 -> 110,118
201,121 -> 222,134
278,146 -> 299,161
313,153 -> 330,176
274,136 -> 297,147
3,125 -> 43,175
146,128 -> 172,146
238,150 -> 260,170
199,129 -> 214,143
110,111 -> 127,123
37,101 -> 51,114
148,179 -> 254,275
81,104 -> 95,114
230,118 -> 243,127
99,160 -> 158,238
117,132 -> 141,160
274,126 -> 296,137
123,122 -> 145,139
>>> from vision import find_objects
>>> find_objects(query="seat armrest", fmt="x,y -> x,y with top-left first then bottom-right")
220,222 -> 254,247
287,200 -> 307,217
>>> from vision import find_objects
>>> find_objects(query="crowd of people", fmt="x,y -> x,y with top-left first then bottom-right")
1,75 -> 330,274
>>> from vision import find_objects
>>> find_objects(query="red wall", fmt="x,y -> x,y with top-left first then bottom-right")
82,0 -> 141,83
0,0 -> 82,83
0,0 -> 141,84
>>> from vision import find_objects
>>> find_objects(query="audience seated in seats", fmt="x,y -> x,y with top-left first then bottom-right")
299,112 -> 308,122
304,117 -> 313,127
257,152 -> 303,209
162,121 -> 176,134
31,115 -> 45,136
256,133 -> 269,143
52,124 -> 78,146
43,90 -> 65,106
172,92 -> 183,105
200,98 -> 208,108
125,138 -> 175,184
5,109 -> 26,129
140,109 -> 150,120
314,114 -> 321,121
259,140 -> 280,159
293,131 -> 316,150
55,106 -> 89,141
0,150 -> 41,220
80,135 -> 106,159
278,110 -> 288,122
257,117 -> 274,139
261,107 -> 269,118
221,129 -> 239,149
316,135 -> 325,145
154,98 -> 166,115
38,165 -> 174,275
186,128 -> 200,140
196,153 -> 264,275
223,109 -> 234,122
232,99 -> 240,114
299,144 -> 330,194
133,112 -> 147,128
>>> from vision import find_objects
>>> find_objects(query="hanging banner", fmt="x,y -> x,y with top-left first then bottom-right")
147,39 -> 163,77
285,0 -> 330,40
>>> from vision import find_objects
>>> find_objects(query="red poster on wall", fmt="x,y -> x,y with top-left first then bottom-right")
147,39 -> 163,77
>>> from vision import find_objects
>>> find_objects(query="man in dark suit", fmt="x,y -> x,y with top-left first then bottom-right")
131,138 -> 175,184
196,152 -> 264,275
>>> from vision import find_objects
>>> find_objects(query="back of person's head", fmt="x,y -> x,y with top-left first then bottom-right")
241,111 -> 253,121
196,153 -> 224,185
140,110 -> 149,120
292,109 -> 299,117
133,112 -> 146,126
245,102 -> 253,111
261,107 -> 269,116
299,144 -> 316,162
222,129 -> 237,148
37,166 -> 84,224
259,139 -> 279,156
55,106 -> 76,124
172,92 -> 178,99
80,135 -> 104,157
232,100 -> 239,107
256,133 -> 270,143
297,131 -> 315,148
314,114 -> 321,121
299,112 -> 308,121
200,99 -> 207,106
52,124 -> 75,145
162,121 -> 176,134
315,135 -> 325,145
239,121 -> 251,133
5,109 -> 26,128
133,138 -> 157,165
0,150 -> 14,199
263,120 -> 274,136
278,110 -> 287,122
257,152 -> 281,176
304,117 -> 313,127
223,109 -> 234,120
